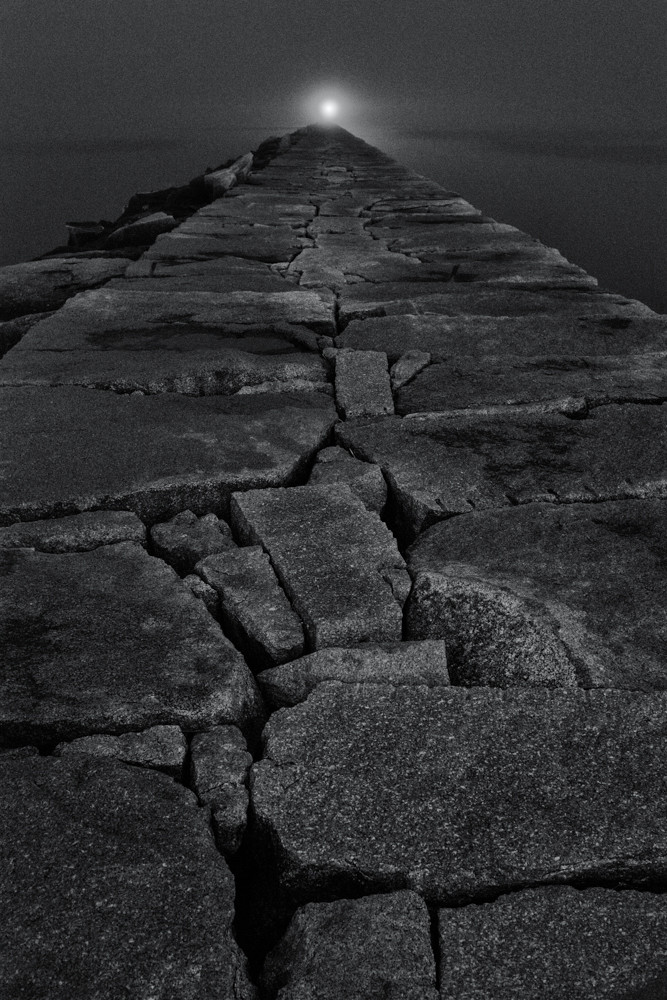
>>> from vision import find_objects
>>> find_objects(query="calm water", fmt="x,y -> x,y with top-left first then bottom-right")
1,125 -> 664,312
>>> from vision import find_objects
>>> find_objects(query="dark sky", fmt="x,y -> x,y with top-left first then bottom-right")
2,0 -> 665,143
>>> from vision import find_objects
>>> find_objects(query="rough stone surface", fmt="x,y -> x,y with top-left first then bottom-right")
190,726 -> 253,854
438,886 -> 667,1000
407,500 -> 667,690
257,641 -> 449,709
396,353 -> 667,414
0,311 -> 51,357
54,725 -> 187,778
338,313 -> 667,362
0,542 -> 262,745
307,445 -> 387,513
338,404 -> 667,538
335,349 -> 394,418
197,547 -> 305,668
0,342 -> 331,395
103,212 -> 177,248
231,483 -> 408,648
0,387 -> 336,525
337,286 -> 656,325
146,225 -> 305,264
0,755 -> 255,999
0,257 -> 127,320
0,509 -> 146,552
183,573 -> 220,614
262,891 -> 438,1000
150,509 -> 235,574
391,350 -> 432,389
252,685 -> 667,906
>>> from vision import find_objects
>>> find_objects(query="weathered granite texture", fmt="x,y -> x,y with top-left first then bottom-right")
262,891 -> 438,999
0,755 -> 255,999
252,686 -> 667,906
307,445 -> 387,513
231,483 -> 409,648
0,387 -> 336,525
0,257 -> 127,320
438,886 -> 667,1000
0,542 -> 261,745
190,726 -> 253,854
54,725 -> 187,778
258,641 -> 449,709
0,509 -> 146,552
407,500 -> 667,689
150,509 -> 235,574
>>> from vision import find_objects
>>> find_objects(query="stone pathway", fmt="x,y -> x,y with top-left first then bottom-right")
1,124 -> 665,998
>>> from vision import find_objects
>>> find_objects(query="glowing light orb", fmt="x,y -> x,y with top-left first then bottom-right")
320,99 -> 339,120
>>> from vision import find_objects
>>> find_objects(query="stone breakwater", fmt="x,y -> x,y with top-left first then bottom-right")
1,124 -> 666,998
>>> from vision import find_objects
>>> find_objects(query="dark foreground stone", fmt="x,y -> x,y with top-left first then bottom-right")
338,404 -> 667,537
0,542 -> 261,745
0,755 -> 255,999
262,891 -> 437,1000
231,484 -> 408,648
407,500 -> 667,690
0,509 -> 146,552
251,685 -> 667,907
438,886 -> 667,1000
0,257 -> 127,320
0,387 -> 336,525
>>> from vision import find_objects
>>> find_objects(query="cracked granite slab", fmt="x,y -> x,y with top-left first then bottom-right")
0,387 -> 336,524
251,685 -> 667,907
0,542 -> 262,745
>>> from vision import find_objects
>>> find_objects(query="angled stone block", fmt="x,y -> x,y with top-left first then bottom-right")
190,726 -> 252,854
149,510 -> 235,574
251,686 -> 667,907
308,445 -> 387,513
257,640 -> 449,709
0,542 -> 262,745
0,257 -> 127,320
197,546 -> 305,668
231,483 -> 408,648
54,725 -> 187,778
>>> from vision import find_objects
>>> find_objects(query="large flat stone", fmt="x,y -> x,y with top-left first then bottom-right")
334,349 -> 394,418
10,287 -> 336,347
338,404 -> 667,538
251,685 -> 667,907
438,886 -> 667,1000
0,344 -> 331,395
0,755 -> 255,999
396,353 -> 667,414
0,387 -> 336,524
338,285 -> 657,324
0,257 -> 127,320
257,641 -> 449,709
407,500 -> 667,690
337,314 -> 667,362
110,254 -> 295,292
0,542 -> 262,745
262,891 -> 437,1000
231,483 -> 408,648
145,226 -> 305,263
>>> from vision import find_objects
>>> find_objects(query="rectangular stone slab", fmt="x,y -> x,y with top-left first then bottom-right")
395,353 -> 667,414
337,285 -> 657,324
338,404 -> 667,537
336,314 -> 667,362
9,287 -> 335,349
231,483 -> 408,648
0,755 -> 254,999
438,886 -> 667,1000
0,387 -> 336,524
251,685 -> 667,907
0,345 -> 330,396
0,542 -> 262,745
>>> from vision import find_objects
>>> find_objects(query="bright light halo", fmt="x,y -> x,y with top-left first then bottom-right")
320,99 -> 339,120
